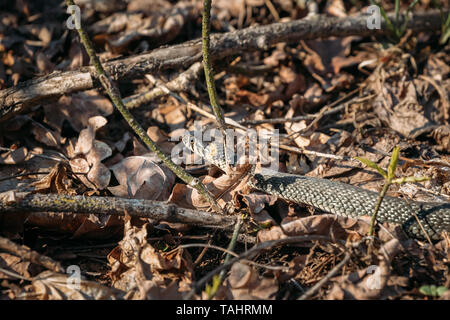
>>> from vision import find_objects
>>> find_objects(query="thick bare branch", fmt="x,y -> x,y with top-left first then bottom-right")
0,193 -> 237,229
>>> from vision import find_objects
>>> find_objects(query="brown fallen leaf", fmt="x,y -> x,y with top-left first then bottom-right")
31,122 -> 64,148
74,116 -> 109,156
70,116 -> 112,190
86,162 -> 111,190
257,214 -> 406,243
258,215 -> 365,243
0,253 -> 32,280
302,37 -> 358,91
30,162 -> 74,194
109,155 -> 175,201
373,80 -> 433,137
103,2 -> 195,53
279,65 -> 306,98
108,219 -> 193,299
169,165 -> 250,212
241,193 -> 278,226
432,125 -> 450,152
146,126 -> 176,155
25,211 -> 123,240
326,239 -> 406,300
43,91 -> 113,133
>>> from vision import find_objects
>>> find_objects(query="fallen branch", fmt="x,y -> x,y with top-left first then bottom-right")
0,193 -> 237,229
241,101 -> 348,125
0,10 -> 445,120
240,88 -> 362,125
65,0 -> 222,214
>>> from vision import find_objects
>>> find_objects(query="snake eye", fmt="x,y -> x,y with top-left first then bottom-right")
184,134 -> 195,149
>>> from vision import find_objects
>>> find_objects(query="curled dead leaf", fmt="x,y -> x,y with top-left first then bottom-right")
108,220 -> 193,298
0,147 -> 29,164
258,215 -> 375,243
87,162 -> 111,190
86,140 -> 112,166
31,122 -> 63,148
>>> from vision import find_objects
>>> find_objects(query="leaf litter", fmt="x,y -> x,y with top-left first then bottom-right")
0,0 -> 449,300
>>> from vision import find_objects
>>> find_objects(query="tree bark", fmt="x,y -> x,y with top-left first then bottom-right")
0,193 -> 237,229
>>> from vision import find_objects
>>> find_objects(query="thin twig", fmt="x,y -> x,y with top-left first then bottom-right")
142,76 -> 248,131
157,81 -> 360,165
369,183 -> 391,236
418,75 -> 449,121
123,62 -> 203,109
180,243 -> 287,271
0,171 -> 89,182
240,104 -> 347,125
0,267 -> 32,281
279,144 -> 355,162
0,171 -> 50,182
202,0 -> 232,172
285,88 -> 361,140
402,197 -> 434,246
193,236 -> 215,266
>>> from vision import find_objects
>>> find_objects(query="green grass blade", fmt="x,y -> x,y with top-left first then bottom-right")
392,176 -> 430,184
387,146 -> 400,180
440,13 -> 450,44
400,0 -> 419,36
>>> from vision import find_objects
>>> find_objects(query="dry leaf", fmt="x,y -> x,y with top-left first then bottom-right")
108,220 -> 193,298
31,270 -> 123,300
43,91 -> 113,133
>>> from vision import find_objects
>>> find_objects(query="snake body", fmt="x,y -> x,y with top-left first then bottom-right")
182,133 -> 450,240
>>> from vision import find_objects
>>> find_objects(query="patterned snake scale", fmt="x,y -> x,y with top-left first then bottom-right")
183,133 -> 450,240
